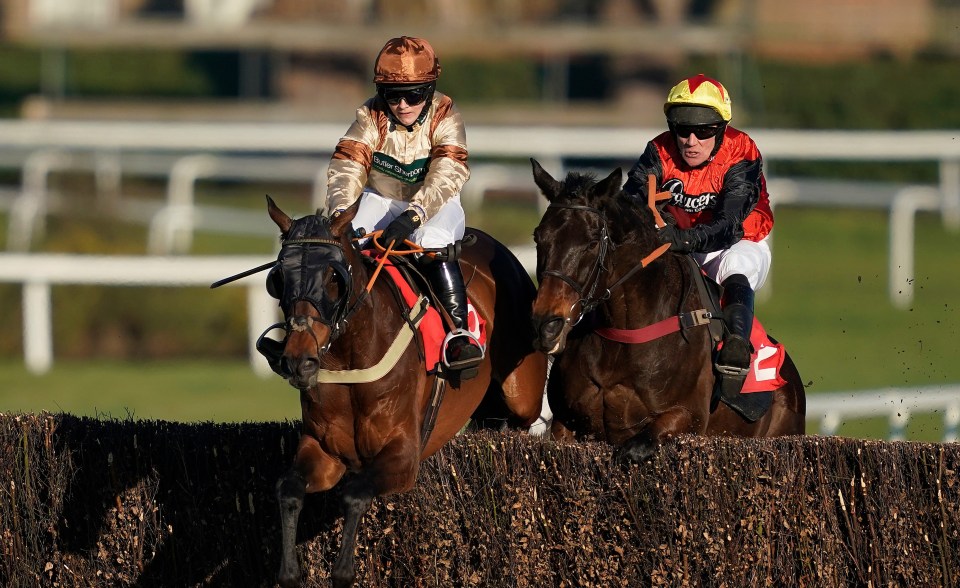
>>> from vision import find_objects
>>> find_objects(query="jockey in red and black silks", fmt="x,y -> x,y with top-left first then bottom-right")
622,73 -> 774,397
624,125 -> 774,252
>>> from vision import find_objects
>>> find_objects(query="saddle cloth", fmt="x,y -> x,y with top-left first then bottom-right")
718,319 -> 787,393
376,256 -> 487,373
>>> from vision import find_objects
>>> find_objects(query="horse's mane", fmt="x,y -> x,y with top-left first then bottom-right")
557,171 -> 656,244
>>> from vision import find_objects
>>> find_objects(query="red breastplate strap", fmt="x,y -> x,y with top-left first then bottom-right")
595,309 -> 712,344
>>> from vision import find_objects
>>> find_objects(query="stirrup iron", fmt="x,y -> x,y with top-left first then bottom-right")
440,328 -> 484,369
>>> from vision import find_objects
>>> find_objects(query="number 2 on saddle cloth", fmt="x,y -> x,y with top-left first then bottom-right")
367,251 -> 487,374
720,322 -> 787,393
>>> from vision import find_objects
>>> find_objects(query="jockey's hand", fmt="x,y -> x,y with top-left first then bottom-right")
657,224 -> 695,253
380,210 -> 422,248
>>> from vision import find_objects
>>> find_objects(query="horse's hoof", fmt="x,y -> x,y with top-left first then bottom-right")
277,572 -> 300,588
332,571 -> 356,588
614,441 -> 657,466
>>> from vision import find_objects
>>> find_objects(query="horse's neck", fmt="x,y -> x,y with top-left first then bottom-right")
351,260 -> 407,335
604,246 -> 689,329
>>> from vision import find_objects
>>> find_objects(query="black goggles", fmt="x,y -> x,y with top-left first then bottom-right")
669,122 -> 724,140
378,85 -> 431,106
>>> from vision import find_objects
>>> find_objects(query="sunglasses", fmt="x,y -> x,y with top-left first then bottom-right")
379,86 -> 431,106
669,123 -> 724,140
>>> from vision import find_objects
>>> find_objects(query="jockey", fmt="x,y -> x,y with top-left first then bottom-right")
622,74 -> 774,395
324,36 -> 484,375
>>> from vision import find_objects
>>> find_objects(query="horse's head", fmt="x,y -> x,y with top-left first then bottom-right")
265,196 -> 362,388
530,159 -> 666,355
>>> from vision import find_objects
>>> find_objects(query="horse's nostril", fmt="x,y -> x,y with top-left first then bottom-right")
539,317 -> 564,341
298,358 -> 319,378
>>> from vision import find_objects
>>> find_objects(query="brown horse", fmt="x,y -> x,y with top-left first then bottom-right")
529,160 -> 805,464
263,197 -> 546,587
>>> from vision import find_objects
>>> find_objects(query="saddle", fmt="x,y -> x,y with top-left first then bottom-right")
362,252 -> 487,375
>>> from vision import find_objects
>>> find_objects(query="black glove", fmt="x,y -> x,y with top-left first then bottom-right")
657,224 -> 695,253
380,210 -> 422,247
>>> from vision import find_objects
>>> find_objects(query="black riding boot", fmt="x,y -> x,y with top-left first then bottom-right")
715,273 -> 755,396
423,260 -> 484,378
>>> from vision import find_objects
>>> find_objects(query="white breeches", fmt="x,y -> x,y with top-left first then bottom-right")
352,190 -> 466,248
692,235 -> 772,290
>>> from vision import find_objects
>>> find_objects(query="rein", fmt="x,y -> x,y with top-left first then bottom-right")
541,201 -> 669,325
540,175 -> 674,324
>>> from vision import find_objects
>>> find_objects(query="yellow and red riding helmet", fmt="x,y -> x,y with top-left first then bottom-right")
664,74 -> 732,125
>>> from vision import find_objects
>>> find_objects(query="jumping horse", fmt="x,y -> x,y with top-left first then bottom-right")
529,160 -> 805,464
248,197 -> 546,587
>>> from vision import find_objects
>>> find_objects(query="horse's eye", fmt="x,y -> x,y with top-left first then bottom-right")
322,267 -> 345,300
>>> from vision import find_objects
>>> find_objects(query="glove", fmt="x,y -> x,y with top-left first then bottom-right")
657,224 -> 695,253
380,210 -> 422,247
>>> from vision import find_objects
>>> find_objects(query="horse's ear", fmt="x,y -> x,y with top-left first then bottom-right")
266,195 -> 292,234
330,197 -> 361,238
530,158 -> 561,203
595,167 -> 623,198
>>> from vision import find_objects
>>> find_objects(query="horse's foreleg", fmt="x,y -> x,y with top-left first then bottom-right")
331,488 -> 374,588
550,418 -> 576,441
331,439 -> 420,587
614,406 -> 699,465
499,352 -> 549,428
277,436 -> 347,588
277,469 -> 306,588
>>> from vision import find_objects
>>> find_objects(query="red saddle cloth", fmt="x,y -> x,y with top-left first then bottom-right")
368,254 -> 486,372
721,320 -> 787,393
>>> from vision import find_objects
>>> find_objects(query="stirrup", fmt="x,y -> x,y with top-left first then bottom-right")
714,335 -> 751,377
441,328 -> 484,371
715,363 -> 750,377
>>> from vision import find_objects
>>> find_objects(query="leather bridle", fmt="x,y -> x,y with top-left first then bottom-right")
538,203 -> 614,326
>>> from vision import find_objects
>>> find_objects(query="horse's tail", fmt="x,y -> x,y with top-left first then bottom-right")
463,227 -> 537,298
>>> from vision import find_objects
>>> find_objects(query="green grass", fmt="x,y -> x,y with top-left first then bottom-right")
0,359 -> 297,423
757,208 -> 960,392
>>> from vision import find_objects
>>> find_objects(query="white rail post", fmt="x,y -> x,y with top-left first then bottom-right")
888,186 -> 940,309
149,154 -> 219,255
819,411 -> 841,436
941,158 -> 960,231
7,149 -> 72,252
94,148 -> 122,208
247,280 -> 279,378
23,280 -> 53,374
889,408 -> 910,441
945,403 -> 960,443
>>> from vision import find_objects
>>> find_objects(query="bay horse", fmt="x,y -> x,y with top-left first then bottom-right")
529,160 -> 805,464
263,197 -> 546,587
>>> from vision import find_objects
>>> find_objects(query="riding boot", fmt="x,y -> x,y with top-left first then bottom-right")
715,273 -> 755,397
423,259 -> 484,379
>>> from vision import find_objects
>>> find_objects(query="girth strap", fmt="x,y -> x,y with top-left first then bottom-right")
419,374 -> 448,454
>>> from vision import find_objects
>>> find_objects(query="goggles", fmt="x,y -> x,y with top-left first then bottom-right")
378,85 -> 431,106
669,122 -> 724,140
